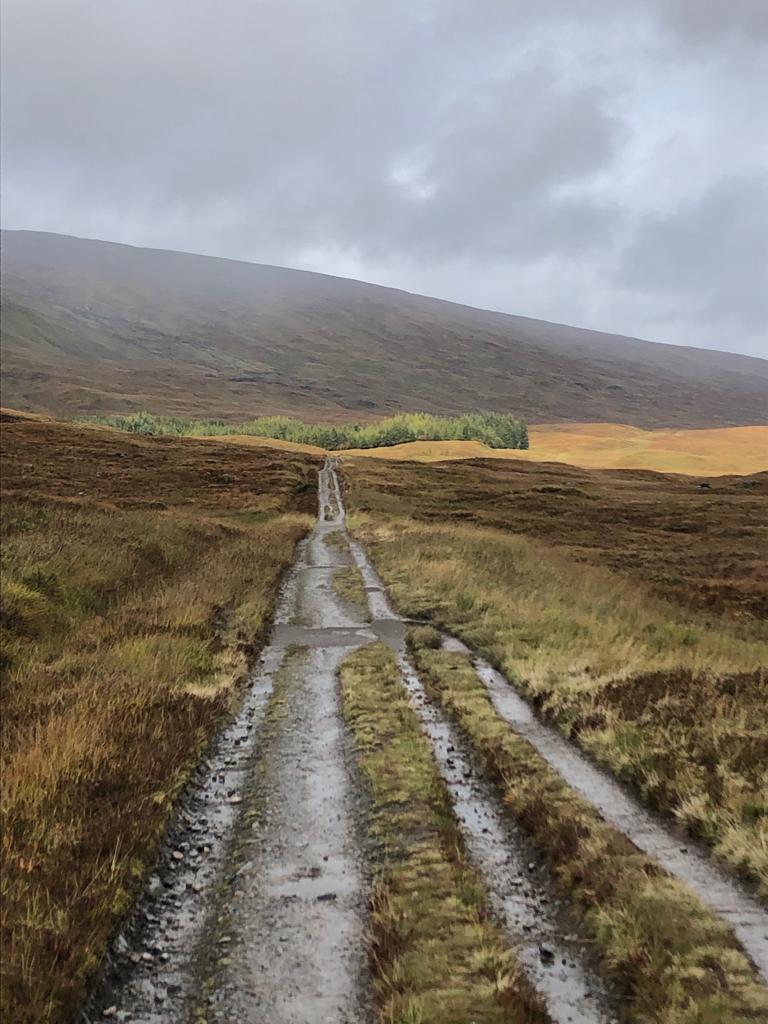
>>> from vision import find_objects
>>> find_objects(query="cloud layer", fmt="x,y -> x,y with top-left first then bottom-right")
2,0 -> 766,355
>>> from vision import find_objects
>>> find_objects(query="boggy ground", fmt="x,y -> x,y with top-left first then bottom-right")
0,413 -> 319,1024
343,452 -> 768,618
341,456 -> 768,897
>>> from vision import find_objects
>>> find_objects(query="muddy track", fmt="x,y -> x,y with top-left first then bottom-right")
86,459 -> 766,1023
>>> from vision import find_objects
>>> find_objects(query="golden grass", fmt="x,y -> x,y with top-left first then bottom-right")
521,422 -> 768,475
331,565 -> 370,619
0,416 -> 317,1024
350,515 -> 768,894
339,642 -> 548,1024
409,630 -> 768,1023
339,423 -> 768,476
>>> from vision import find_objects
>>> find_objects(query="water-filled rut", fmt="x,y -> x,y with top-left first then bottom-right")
344,468 -> 620,1023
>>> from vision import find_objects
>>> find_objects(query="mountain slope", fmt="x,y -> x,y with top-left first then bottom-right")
2,230 -> 766,426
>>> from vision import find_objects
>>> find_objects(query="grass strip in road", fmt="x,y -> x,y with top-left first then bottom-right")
332,565 -> 370,619
339,641 -> 549,1024
324,528 -> 353,557
408,628 -> 768,1024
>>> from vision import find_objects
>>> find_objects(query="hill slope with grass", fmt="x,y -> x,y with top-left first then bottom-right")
3,230 -> 767,427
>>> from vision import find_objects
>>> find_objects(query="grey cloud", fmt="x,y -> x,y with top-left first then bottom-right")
1,0 -> 766,356
649,0 -> 768,42
621,175 -> 768,331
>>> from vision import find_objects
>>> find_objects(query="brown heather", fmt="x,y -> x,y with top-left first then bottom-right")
342,455 -> 768,895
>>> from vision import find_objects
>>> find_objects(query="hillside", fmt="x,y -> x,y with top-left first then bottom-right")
2,230 -> 767,427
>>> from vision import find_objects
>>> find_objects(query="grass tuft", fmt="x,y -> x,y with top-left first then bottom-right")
332,566 -> 370,618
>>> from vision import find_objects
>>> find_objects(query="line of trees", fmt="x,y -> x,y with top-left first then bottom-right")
86,410 -> 529,450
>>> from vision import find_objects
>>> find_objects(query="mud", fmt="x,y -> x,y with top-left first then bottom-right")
470,652 -> 768,983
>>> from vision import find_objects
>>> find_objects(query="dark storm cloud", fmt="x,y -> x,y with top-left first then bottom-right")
650,0 -> 768,41
1,0 -> 766,356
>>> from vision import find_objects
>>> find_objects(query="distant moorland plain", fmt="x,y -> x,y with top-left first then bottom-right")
342,422 -> 768,476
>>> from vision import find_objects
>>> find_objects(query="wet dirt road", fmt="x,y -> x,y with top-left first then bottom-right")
89,459 -> 766,1023
89,463 -> 380,1023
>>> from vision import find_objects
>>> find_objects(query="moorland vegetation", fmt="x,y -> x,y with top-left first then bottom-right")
343,456 -> 768,895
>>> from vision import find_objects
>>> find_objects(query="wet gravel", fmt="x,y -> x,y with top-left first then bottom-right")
82,619 -> 290,1024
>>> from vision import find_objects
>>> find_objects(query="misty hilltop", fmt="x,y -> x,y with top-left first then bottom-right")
2,230 -> 766,427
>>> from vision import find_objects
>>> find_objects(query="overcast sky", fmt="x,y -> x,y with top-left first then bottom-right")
2,0 -> 767,357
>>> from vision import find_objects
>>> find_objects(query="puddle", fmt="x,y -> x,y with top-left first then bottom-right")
205,466 -> 374,1022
